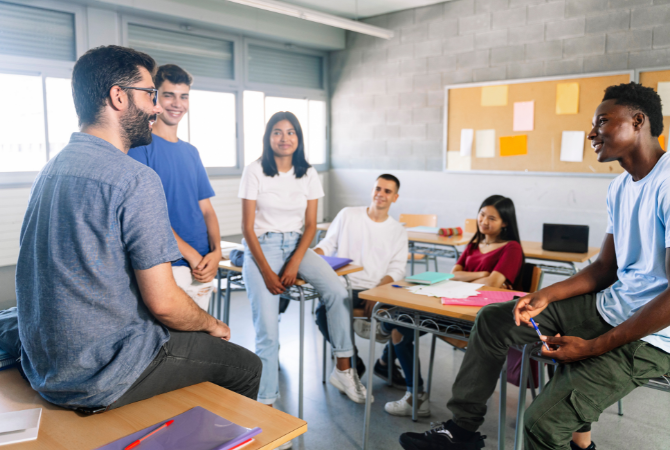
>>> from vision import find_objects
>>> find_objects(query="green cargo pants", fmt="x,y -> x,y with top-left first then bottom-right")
446,293 -> 670,450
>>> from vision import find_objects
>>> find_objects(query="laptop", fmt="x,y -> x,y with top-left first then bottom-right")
542,224 -> 589,253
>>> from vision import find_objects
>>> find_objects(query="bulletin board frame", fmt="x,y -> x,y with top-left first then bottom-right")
442,70 -> 634,177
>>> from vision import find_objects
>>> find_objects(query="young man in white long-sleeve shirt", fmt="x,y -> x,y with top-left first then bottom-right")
314,174 -> 409,391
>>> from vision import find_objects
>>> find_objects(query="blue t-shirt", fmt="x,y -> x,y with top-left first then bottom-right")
599,151 -> 670,354
129,135 -> 215,267
16,133 -> 182,408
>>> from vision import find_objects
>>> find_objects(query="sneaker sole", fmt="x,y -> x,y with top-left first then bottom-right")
384,406 -> 431,417
329,375 -> 373,404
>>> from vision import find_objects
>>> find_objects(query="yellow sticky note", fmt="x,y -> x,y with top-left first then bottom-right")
660,135 -> 666,151
481,85 -> 508,106
499,135 -> 527,157
556,82 -> 579,114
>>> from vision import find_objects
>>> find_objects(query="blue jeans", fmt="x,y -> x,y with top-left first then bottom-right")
382,322 -> 424,393
243,232 -> 354,404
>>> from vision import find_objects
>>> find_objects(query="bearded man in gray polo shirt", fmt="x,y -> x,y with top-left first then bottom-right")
16,45 -> 261,412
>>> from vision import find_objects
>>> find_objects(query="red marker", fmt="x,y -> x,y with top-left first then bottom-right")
125,420 -> 174,450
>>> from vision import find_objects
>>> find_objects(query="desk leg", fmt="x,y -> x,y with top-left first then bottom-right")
426,334 -> 437,398
410,243 -> 415,275
498,361 -> 507,450
363,304 -> 379,450
344,275 -> 358,369
215,269 -> 222,320
224,271 -> 232,325
412,315 -> 420,422
513,344 -> 533,450
298,286 -> 305,420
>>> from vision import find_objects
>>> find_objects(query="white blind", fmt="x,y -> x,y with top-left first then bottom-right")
248,45 -> 323,90
0,1 -> 75,61
128,24 -> 234,80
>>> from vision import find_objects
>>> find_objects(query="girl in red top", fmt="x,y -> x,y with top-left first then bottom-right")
453,195 -> 523,288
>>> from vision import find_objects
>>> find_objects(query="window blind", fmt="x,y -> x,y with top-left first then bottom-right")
248,44 -> 323,90
0,1 -> 75,61
127,24 -> 234,80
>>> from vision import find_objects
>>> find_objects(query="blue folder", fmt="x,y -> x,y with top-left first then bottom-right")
320,255 -> 353,271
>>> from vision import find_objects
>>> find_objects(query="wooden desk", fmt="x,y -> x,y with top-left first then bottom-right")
0,368 -> 306,450
521,241 -> 600,277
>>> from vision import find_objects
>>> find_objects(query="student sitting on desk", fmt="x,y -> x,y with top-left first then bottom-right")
399,83 -> 670,450
129,64 -> 221,311
313,174 -> 409,391
239,112 -> 368,439
16,46 -> 261,413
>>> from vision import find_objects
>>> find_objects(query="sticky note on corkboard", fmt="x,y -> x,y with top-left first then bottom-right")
556,82 -> 579,115
499,135 -> 527,157
481,85 -> 508,106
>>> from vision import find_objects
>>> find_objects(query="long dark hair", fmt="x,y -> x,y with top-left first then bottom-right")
469,195 -> 521,245
260,111 -> 311,178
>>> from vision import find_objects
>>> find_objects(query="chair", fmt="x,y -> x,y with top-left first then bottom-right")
464,218 -> 477,234
401,214 -> 439,273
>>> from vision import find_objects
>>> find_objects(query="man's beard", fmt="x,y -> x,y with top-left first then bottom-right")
121,96 -> 156,149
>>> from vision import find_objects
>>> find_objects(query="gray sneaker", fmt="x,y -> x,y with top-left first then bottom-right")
354,319 -> 391,343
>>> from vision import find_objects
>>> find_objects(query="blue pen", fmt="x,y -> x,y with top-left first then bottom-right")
392,284 -> 405,288
529,317 -> 557,364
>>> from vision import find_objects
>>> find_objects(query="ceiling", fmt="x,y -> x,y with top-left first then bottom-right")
278,0 -> 447,19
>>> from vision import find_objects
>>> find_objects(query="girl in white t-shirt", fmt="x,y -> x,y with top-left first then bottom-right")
238,112 -> 368,421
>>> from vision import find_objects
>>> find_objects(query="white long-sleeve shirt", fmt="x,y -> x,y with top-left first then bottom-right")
316,206 -> 408,290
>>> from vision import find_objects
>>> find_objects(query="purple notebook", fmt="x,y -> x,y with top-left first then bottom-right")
320,255 -> 353,271
96,406 -> 262,450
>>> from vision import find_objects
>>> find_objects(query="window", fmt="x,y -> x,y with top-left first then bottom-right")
248,44 -> 323,90
46,77 -> 78,158
178,90 -> 237,168
243,91 -> 326,166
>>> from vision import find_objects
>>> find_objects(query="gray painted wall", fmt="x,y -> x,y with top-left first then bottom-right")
327,0 -> 670,246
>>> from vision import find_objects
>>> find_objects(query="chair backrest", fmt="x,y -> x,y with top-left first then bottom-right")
464,218 -> 477,234
399,214 -> 437,228
513,263 -> 543,294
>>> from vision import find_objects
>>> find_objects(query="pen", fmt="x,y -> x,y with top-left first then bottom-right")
529,317 -> 557,364
125,419 -> 174,450
392,284 -> 406,288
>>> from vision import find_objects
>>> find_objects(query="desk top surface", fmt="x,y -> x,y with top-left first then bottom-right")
407,232 -> 473,246
0,368 -> 306,450
359,282 -> 507,322
521,241 -> 600,263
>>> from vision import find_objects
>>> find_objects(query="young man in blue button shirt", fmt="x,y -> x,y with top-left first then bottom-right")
16,46 -> 260,412
129,65 -> 221,311
399,83 -> 670,450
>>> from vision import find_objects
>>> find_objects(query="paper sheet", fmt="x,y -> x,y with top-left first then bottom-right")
560,131 -> 586,162
0,408 -> 41,446
556,82 -> 579,115
407,280 -> 483,299
460,128 -> 474,156
481,85 -> 508,106
441,290 -> 526,307
658,82 -> 670,117
447,151 -> 472,171
499,135 -> 527,157
513,101 -> 534,131
475,129 -> 496,158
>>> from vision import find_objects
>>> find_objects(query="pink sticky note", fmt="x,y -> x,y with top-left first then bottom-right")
513,101 -> 534,132
441,291 -> 526,307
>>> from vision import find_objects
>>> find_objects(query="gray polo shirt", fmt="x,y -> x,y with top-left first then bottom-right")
16,133 -> 182,408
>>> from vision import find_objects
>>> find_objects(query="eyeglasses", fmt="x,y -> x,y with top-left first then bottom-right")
117,86 -> 158,106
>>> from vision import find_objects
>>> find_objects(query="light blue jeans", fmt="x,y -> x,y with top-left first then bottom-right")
243,232 -> 354,404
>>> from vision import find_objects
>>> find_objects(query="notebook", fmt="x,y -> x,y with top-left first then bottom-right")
405,272 -> 454,285
320,255 -> 353,271
405,226 -> 440,234
0,408 -> 42,447
96,406 -> 262,450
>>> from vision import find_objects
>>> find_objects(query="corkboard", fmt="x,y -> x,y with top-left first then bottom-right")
638,69 -> 670,150
446,73 -> 631,174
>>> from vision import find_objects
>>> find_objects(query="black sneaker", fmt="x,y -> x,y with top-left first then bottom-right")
374,359 -> 407,390
570,441 -> 596,450
399,421 -> 485,450
356,354 -> 366,378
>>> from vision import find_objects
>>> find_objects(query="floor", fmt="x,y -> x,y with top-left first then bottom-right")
221,253 -> 670,450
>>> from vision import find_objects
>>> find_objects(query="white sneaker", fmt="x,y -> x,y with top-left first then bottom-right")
384,391 -> 431,417
353,319 -> 391,343
277,440 -> 293,449
329,367 -> 373,404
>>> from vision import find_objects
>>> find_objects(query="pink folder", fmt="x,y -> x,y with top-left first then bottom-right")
96,406 -> 261,450
441,290 -> 526,307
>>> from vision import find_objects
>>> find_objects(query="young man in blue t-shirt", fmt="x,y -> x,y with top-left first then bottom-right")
129,65 -> 221,311
399,83 -> 670,450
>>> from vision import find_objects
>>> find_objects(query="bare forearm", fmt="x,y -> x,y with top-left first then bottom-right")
154,291 -> 216,332
242,226 -> 272,275
173,229 -> 201,261
290,224 -> 316,264
203,209 -> 221,254
452,271 -> 489,282
540,260 -> 617,303
377,275 -> 394,286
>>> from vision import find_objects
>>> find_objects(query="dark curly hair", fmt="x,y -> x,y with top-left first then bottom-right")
602,82 -> 664,137
154,64 -> 193,90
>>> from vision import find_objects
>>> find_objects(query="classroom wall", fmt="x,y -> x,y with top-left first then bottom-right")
328,0 -> 670,245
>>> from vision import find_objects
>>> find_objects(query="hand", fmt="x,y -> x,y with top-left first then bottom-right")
208,318 -> 231,341
280,259 -> 300,287
185,253 -> 204,272
192,250 -> 221,283
363,300 -> 377,319
263,270 -> 286,295
540,333 -> 599,363
513,291 -> 552,327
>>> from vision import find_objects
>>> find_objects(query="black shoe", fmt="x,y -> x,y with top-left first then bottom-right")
374,359 -> 406,390
356,355 -> 366,378
570,441 -> 596,450
399,421 -> 485,450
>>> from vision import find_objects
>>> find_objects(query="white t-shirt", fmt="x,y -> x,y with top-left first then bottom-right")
238,160 -> 324,237
315,206 -> 408,290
